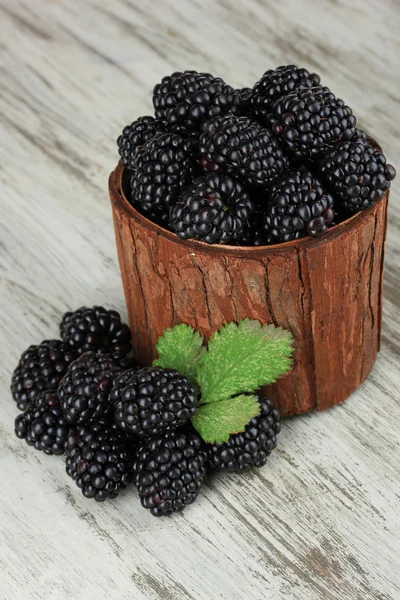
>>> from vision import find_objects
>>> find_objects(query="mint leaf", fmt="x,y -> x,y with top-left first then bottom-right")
153,324 -> 205,385
192,395 -> 260,444
198,319 -> 293,404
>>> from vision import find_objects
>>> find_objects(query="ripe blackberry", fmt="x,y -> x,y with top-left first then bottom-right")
60,306 -> 131,359
206,397 -> 280,473
111,367 -> 197,437
130,133 -> 199,221
134,432 -> 207,516
251,65 -> 321,125
153,70 -> 241,133
117,116 -> 164,173
262,166 -> 335,243
320,140 -> 396,213
199,115 -> 288,188
11,340 -> 77,412
57,352 -> 120,425
14,391 -> 69,455
66,421 -> 135,501
169,173 -> 256,245
270,86 -> 356,160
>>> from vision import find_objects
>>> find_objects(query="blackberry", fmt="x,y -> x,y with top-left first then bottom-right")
270,86 -> 357,160
169,173 -> 256,245
57,352 -> 120,425
153,70 -> 241,133
262,166 -> 335,243
206,397 -> 280,473
14,391 -> 69,455
251,65 -> 321,125
134,432 -> 207,516
199,115 -> 288,188
111,367 -> 197,437
66,421 -> 135,501
130,132 -> 199,222
117,116 -> 164,173
11,340 -> 77,412
320,140 -> 396,213
60,306 -> 131,359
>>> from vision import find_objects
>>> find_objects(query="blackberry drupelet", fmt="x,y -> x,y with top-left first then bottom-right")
206,397 -> 280,473
352,128 -> 367,143
117,116 -> 164,173
130,132 -> 199,222
14,391 -> 69,455
60,306 -> 131,359
111,367 -> 197,437
134,432 -> 207,516
251,65 -> 321,126
153,70 -> 241,133
66,421 -> 135,501
11,339 -> 77,411
262,166 -> 335,243
169,173 -> 256,244
199,115 -> 288,188
269,86 -> 356,160
320,140 -> 396,213
57,352 -> 120,425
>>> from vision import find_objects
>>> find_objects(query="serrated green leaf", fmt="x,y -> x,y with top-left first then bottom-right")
192,395 -> 261,444
198,319 -> 293,404
153,323 -> 205,385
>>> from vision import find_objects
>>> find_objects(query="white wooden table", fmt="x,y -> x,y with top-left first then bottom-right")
1,1 -> 399,598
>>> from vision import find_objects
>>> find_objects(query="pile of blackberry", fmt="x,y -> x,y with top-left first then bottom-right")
11,306 -> 283,516
118,66 -> 395,245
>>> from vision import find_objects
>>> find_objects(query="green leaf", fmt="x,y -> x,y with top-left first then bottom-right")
192,395 -> 261,444
153,323 -> 205,385
198,319 -> 293,404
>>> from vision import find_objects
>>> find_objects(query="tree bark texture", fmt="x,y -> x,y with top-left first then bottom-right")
109,162 -> 389,417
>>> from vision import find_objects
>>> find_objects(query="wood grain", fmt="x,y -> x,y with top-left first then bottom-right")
0,0 -> 399,599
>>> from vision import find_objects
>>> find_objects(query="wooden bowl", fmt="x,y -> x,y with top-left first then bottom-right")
109,162 -> 389,417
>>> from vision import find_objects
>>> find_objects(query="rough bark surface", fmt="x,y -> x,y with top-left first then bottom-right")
109,163 -> 389,417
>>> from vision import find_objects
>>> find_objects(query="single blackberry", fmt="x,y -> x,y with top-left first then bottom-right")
199,115 -> 288,188
14,391 -> 69,455
111,367 -> 197,437
153,70 -> 241,133
169,173 -> 256,245
60,306 -> 131,359
206,397 -> 280,473
320,140 -> 396,213
262,166 -> 335,243
11,340 -> 77,412
251,65 -> 321,125
270,86 -> 356,160
134,432 -> 207,516
57,352 -> 120,425
130,132 -> 199,221
66,421 -> 135,501
117,116 -> 164,172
